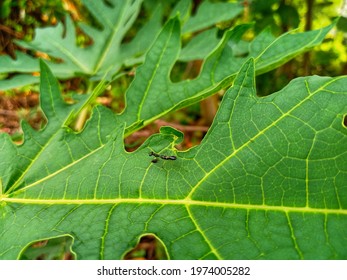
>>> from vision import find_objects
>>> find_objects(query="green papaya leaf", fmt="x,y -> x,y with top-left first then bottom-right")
119,17 -> 337,134
1,58 -> 346,260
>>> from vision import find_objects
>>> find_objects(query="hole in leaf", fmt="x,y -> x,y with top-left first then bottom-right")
124,235 -> 168,260
107,70 -> 135,114
124,122 -> 158,152
256,65 -> 294,97
0,91 -> 46,140
170,60 -> 201,83
343,114 -> 347,128
20,236 -> 75,260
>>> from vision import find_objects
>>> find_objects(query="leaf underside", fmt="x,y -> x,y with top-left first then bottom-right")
1,58 -> 346,260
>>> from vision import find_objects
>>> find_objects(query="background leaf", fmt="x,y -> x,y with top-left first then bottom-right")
1,59 -> 346,260
0,0 -> 147,88
0,0 -> 244,90
118,17 -> 336,134
181,0 -> 243,33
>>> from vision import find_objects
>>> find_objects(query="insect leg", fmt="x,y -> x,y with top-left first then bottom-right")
149,151 -> 160,157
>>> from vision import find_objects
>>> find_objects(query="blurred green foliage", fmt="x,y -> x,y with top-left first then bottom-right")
244,0 -> 346,95
1,0 -> 345,95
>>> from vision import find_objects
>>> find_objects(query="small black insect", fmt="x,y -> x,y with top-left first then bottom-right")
149,151 -> 176,163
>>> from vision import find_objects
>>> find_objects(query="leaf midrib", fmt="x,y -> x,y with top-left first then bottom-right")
2,197 -> 346,215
